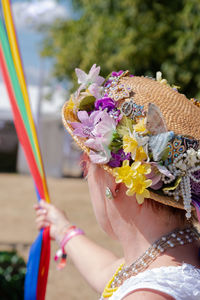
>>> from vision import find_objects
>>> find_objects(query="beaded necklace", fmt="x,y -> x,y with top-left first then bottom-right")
100,227 -> 199,299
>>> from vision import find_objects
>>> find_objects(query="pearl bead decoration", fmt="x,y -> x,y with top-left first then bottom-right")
161,148 -> 200,219
109,227 -> 199,290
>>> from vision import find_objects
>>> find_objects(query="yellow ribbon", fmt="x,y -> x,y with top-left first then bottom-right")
2,0 -> 50,202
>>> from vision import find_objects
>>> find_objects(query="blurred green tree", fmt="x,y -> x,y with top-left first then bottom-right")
0,251 -> 26,300
41,0 -> 200,98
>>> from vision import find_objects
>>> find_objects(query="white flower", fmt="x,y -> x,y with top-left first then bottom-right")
197,149 -> 200,159
187,148 -> 196,156
187,148 -> 198,167
156,71 -> 167,84
75,64 -> 105,94
134,132 -> 149,147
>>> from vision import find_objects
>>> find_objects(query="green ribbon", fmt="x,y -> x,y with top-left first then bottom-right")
0,19 -> 42,174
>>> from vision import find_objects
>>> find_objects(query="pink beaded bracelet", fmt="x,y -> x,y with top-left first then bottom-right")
61,228 -> 85,251
54,226 -> 85,270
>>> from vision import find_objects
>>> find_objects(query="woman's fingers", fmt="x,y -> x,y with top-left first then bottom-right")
35,214 -> 47,224
35,204 -> 57,224
34,199 -> 51,211
34,200 -> 70,240
39,199 -> 51,210
35,208 -> 47,217
35,214 -> 50,229
36,220 -> 50,230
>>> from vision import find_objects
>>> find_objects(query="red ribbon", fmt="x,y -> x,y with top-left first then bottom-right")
37,227 -> 51,300
0,43 -> 45,198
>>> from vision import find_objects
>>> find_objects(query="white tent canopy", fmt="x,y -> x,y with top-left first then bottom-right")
0,82 -> 81,177
0,82 -> 65,119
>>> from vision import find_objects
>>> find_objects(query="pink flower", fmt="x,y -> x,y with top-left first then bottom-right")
86,137 -> 112,164
71,110 -> 102,138
85,113 -> 116,150
147,162 -> 175,190
92,111 -> 116,143
89,148 -> 111,164
75,64 -> 105,94
147,166 -> 163,190
85,111 -> 117,164
88,83 -> 103,99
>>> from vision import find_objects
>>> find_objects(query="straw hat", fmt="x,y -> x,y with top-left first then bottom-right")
62,72 -> 200,211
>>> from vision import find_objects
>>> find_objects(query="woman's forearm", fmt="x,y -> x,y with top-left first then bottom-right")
35,200 -> 122,293
62,234 -> 123,293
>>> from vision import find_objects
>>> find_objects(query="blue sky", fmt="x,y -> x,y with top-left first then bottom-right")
0,0 -> 72,86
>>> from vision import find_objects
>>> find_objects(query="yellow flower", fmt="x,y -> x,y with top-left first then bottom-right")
131,161 -> 142,172
134,118 -> 148,134
126,175 -> 152,204
131,161 -> 151,176
135,146 -> 147,162
137,163 -> 151,175
113,160 -> 136,188
123,135 -> 138,155
66,96 -> 75,111
64,95 -> 78,121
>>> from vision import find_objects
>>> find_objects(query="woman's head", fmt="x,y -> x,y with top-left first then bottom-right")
63,64 -> 200,225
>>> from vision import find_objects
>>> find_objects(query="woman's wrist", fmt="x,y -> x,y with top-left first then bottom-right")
54,224 -> 85,269
55,222 -> 72,245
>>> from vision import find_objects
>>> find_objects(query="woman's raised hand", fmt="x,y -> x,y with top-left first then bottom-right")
34,200 -> 71,242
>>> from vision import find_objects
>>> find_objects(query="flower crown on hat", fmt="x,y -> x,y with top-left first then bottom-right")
64,64 -> 200,220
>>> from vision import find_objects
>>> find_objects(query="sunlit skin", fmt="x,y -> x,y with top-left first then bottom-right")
35,160 -> 200,299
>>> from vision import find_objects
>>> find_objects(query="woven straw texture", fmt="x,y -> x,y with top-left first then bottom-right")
121,76 -> 200,140
62,76 -> 200,210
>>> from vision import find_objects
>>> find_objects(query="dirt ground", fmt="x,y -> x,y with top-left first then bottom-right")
0,173 -> 122,300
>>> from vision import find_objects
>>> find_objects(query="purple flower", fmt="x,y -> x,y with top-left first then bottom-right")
191,170 -> 200,195
111,70 -> 124,77
108,149 -> 131,167
95,97 -> 116,112
71,110 -> 102,138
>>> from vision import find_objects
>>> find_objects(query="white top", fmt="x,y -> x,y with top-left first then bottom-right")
106,263 -> 200,300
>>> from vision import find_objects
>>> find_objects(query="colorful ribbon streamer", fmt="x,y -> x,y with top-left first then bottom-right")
0,1 -> 51,299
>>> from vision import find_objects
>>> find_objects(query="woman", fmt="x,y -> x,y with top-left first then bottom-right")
35,65 -> 200,299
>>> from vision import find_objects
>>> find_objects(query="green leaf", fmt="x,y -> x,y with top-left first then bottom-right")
79,96 -> 96,111
108,131 -> 123,153
161,147 -> 170,161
